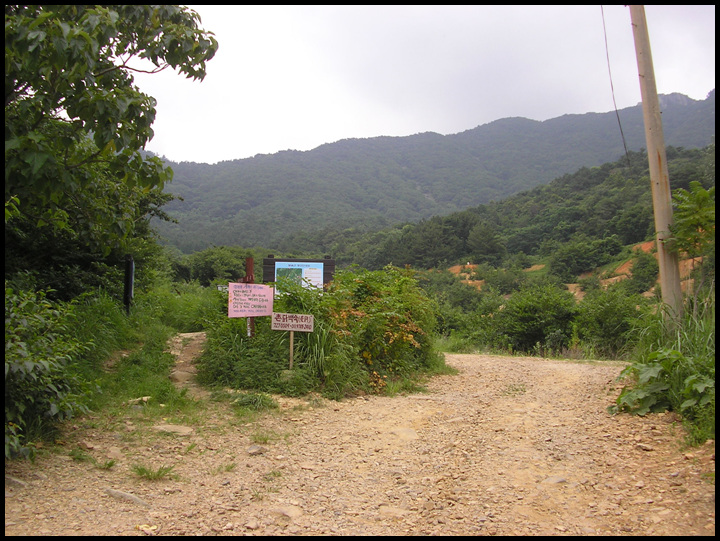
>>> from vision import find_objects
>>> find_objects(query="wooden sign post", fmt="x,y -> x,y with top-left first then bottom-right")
271,312 -> 314,369
289,330 -> 295,370
242,258 -> 255,337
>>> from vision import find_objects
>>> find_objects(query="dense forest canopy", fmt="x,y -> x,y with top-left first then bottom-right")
269,144 -> 715,273
153,91 -> 715,254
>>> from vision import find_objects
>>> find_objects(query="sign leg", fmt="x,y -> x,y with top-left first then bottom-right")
289,331 -> 294,370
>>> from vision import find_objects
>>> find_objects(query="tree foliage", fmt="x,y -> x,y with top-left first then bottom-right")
669,180 -> 715,261
246,146 -> 710,275
548,235 -> 624,283
5,285 -> 92,457
5,5 -> 218,298
187,246 -> 253,286
4,5 -> 218,455
153,94 -> 715,254
5,5 -> 217,251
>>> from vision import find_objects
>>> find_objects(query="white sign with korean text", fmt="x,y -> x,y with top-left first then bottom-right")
271,312 -> 314,332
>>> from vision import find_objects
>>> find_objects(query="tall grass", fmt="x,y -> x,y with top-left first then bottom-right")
5,279 -> 220,458
75,283 -> 219,411
613,284 -> 715,444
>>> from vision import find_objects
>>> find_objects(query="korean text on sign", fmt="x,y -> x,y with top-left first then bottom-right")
228,283 -> 273,318
271,312 -> 314,332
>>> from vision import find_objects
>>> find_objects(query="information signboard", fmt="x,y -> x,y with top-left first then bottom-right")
262,257 -> 335,286
274,261 -> 324,289
227,283 -> 273,318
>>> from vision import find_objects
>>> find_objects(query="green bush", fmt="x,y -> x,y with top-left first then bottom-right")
472,266 -> 527,295
5,285 -> 93,457
198,265 -> 445,398
130,280 -> 221,333
575,283 -> 649,358
549,235 -> 623,283
415,269 -> 483,339
626,249 -> 659,294
491,283 -> 578,354
612,291 -> 715,444
69,291 -> 139,374
465,289 -> 505,351
198,315 -> 300,392
326,266 -> 442,383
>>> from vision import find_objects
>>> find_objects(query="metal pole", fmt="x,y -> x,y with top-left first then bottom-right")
123,254 -> 134,315
629,5 -> 683,318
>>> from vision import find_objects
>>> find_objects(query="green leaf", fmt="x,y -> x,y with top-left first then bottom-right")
680,398 -> 698,410
26,151 -> 52,175
637,364 -> 664,384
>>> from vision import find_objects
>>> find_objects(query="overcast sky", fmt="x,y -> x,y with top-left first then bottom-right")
131,5 -> 715,165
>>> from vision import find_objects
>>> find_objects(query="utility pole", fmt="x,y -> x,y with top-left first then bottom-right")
629,5 -> 683,319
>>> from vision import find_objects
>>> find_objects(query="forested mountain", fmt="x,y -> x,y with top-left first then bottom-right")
325,145 -> 714,273
153,90 -> 715,254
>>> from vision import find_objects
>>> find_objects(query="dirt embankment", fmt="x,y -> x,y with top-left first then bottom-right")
448,241 -> 701,301
4,335 -> 715,536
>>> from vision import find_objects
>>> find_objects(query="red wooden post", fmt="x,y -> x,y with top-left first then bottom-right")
242,258 -> 255,337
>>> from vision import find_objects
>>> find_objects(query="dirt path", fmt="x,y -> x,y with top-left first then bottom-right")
5,334 -> 715,536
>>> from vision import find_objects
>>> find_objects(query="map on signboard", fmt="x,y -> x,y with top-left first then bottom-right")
275,261 -> 324,289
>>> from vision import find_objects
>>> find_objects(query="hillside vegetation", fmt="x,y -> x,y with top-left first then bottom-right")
153,91 -> 715,254
272,145 -> 714,274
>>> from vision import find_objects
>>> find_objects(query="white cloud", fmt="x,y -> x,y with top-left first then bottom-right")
131,5 -> 715,164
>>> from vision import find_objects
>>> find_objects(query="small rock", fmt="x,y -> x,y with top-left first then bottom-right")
107,447 -> 124,460
389,427 -> 418,441
136,524 -> 158,535
636,443 -> 654,451
5,476 -> 27,488
271,505 -> 304,519
126,396 -> 151,406
104,487 -> 149,507
541,475 -> 568,484
247,445 -> 267,456
378,505 -> 410,518
170,370 -> 194,384
151,424 -> 193,436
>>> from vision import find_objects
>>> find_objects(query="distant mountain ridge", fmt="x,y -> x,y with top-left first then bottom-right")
154,90 -> 715,254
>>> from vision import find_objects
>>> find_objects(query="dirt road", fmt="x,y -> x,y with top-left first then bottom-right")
5,335 -> 715,536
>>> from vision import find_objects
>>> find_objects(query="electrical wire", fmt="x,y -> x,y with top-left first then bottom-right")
601,5 -> 632,169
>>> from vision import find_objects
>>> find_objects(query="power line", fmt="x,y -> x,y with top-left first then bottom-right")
601,5 -> 632,169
